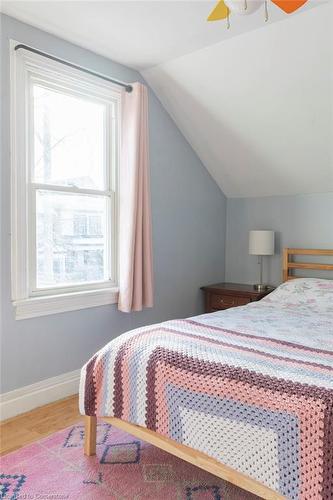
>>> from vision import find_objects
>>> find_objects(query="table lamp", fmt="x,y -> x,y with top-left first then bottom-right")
249,230 -> 275,291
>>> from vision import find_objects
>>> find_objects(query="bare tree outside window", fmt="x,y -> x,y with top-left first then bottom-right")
33,84 -> 110,288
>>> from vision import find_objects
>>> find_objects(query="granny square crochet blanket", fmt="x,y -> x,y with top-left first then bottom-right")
80,282 -> 333,500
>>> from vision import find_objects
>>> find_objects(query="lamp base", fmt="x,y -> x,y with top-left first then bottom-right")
253,284 -> 269,292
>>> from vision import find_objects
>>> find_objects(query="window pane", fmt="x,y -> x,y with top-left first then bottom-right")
33,85 -> 106,190
36,191 -> 110,288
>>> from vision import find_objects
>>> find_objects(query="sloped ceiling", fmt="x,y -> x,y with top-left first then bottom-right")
2,1 -> 333,197
0,0 -> 321,70
143,3 -> 333,197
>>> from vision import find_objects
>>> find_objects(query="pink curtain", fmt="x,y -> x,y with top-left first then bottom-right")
118,82 -> 154,312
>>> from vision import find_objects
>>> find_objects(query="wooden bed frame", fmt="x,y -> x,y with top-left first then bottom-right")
84,248 -> 333,500
283,247 -> 333,282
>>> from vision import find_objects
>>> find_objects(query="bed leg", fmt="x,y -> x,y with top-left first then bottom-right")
84,415 -> 97,456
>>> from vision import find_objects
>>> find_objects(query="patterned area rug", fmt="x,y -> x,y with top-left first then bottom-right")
1,421 -> 260,499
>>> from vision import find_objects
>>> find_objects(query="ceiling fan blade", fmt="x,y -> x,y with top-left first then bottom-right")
271,0 -> 308,14
207,0 -> 230,21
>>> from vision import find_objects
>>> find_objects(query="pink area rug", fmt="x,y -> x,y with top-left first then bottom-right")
1,421 -> 260,499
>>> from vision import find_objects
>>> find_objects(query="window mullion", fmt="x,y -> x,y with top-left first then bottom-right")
31,182 -> 112,197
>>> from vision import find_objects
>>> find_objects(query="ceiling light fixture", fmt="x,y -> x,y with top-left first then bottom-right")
207,0 -> 308,28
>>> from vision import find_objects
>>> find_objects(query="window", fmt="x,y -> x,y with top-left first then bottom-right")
11,43 -> 120,319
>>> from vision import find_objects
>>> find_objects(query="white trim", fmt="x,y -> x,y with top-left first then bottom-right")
0,369 -> 81,421
10,39 -> 121,318
10,39 -> 29,301
30,182 -> 113,197
14,287 -> 119,320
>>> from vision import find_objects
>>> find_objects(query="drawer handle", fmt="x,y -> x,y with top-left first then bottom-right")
220,298 -> 234,305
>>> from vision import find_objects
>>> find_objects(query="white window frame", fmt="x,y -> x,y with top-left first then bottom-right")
10,41 -> 121,319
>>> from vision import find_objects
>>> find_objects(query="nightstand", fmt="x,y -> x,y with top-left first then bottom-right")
201,282 -> 275,313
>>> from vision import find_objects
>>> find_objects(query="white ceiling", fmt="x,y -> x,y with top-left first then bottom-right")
143,2 -> 333,197
2,1 -> 332,197
0,0 -> 322,70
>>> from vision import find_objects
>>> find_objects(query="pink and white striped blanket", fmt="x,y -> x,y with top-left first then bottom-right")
80,279 -> 333,499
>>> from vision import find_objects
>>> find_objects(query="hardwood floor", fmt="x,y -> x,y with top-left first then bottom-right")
0,394 -> 82,456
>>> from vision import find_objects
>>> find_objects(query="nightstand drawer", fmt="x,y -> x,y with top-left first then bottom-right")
201,283 -> 275,314
210,294 -> 250,310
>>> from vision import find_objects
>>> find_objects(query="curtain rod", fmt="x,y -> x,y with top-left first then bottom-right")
14,44 -> 133,93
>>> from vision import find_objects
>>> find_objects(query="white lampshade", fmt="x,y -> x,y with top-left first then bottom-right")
249,230 -> 275,256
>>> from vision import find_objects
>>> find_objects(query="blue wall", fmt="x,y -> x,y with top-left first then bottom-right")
225,193 -> 333,286
0,14 -> 226,393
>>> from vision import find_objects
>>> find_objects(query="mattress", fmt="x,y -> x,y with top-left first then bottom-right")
80,278 -> 333,499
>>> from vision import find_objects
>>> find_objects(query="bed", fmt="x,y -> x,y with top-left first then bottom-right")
80,248 -> 333,500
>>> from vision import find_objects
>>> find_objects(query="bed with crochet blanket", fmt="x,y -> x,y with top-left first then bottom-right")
80,275 -> 333,500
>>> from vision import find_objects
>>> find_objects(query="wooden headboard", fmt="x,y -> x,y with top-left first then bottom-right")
283,248 -> 333,282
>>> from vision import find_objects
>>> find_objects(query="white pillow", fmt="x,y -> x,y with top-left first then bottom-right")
262,278 -> 333,313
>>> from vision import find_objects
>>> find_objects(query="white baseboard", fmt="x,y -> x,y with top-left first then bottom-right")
0,369 -> 81,421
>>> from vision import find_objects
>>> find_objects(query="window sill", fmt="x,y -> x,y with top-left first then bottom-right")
13,287 -> 119,320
